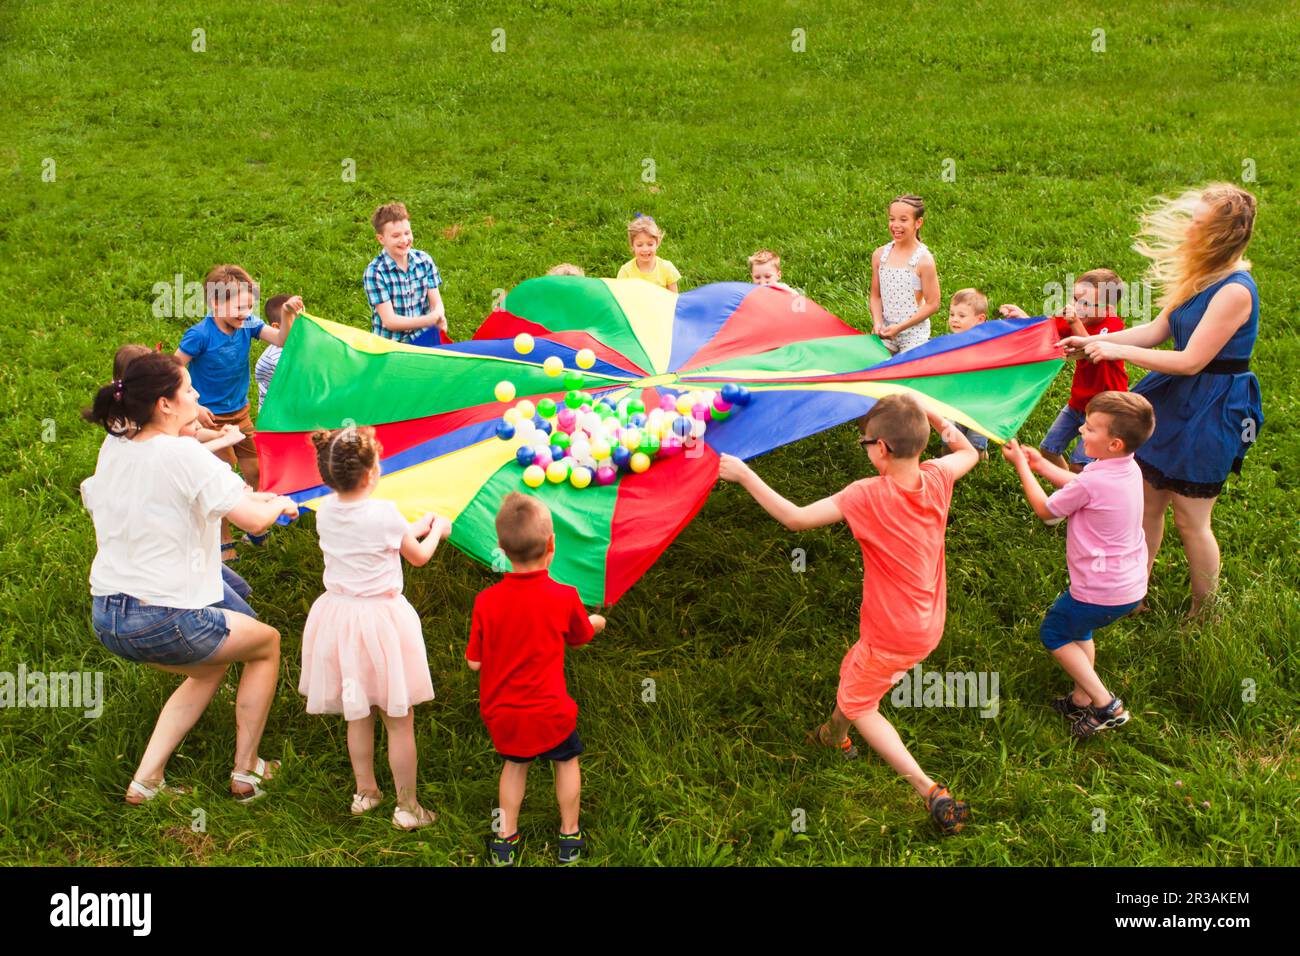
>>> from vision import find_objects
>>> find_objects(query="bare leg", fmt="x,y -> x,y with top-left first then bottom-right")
200,611 -> 281,778
1051,642 -> 1111,708
1142,481 -> 1175,578
851,708 -> 935,800
555,757 -> 581,833
498,761 -> 530,836
378,711 -> 419,812
1171,493 -> 1221,613
347,709 -> 380,798
130,662 -> 229,790
828,704 -> 852,743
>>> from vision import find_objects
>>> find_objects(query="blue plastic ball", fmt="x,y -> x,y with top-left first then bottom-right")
721,383 -> 742,404
535,417 -> 553,435
550,443 -> 567,460
495,421 -> 516,441
732,386 -> 752,406
612,446 -> 632,470
629,413 -> 647,428
515,445 -> 536,467
671,415 -> 694,438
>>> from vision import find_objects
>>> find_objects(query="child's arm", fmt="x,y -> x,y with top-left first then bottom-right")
1060,303 -> 1089,338
666,282 -> 679,293
1023,443 -> 1077,489
466,659 -> 481,671
199,424 -> 244,452
1060,308 -> 1171,353
258,295 -> 303,347
1001,440 -> 1061,523
375,300 -> 438,334
718,455 -> 843,530
589,614 -> 606,635
399,513 -> 452,567
226,493 -> 299,535
869,248 -> 884,334
928,411 -> 980,479
425,287 -> 448,333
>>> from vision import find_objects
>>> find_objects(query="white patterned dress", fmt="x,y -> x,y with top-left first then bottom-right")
877,240 -> 931,353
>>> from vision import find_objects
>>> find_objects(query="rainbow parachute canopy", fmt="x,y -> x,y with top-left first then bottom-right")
257,277 -> 1063,605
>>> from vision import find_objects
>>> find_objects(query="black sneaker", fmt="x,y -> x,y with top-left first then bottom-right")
1050,693 -> 1090,720
1071,697 -> 1131,738
926,783 -> 971,835
487,831 -> 520,867
557,829 -> 586,864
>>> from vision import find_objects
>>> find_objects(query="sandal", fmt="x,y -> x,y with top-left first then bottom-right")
926,783 -> 971,835
1071,697 -> 1130,739
809,722 -> 859,760
392,804 -> 437,831
124,778 -> 190,805
221,541 -> 239,563
230,757 -> 280,804
351,790 -> 383,815
557,829 -> 586,865
487,831 -> 520,867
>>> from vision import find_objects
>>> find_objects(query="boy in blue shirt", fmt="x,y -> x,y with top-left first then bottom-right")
175,265 -> 297,553
363,202 -> 449,344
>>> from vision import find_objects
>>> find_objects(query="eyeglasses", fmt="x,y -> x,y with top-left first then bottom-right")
858,436 -> 891,453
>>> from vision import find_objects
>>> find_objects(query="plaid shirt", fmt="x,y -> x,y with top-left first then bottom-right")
363,248 -> 442,342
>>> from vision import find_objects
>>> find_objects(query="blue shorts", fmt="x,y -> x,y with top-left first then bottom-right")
500,729 -> 584,764
220,564 -> 257,619
1041,404 -> 1093,465
92,593 -> 231,666
1039,591 -> 1142,651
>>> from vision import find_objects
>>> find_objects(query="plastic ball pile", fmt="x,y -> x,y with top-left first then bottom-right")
493,367 -> 750,490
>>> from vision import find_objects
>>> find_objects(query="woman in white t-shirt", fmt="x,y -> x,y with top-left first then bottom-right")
81,353 -> 300,805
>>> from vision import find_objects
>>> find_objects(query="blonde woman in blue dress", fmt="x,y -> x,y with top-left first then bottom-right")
870,195 -> 941,354
1062,184 -> 1261,617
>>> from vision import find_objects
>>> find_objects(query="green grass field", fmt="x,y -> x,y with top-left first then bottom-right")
2,0 -> 1297,866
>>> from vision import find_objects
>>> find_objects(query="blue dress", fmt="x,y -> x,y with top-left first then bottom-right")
1132,271 -> 1263,498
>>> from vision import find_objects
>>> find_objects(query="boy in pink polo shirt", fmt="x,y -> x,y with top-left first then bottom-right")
1002,391 -> 1156,738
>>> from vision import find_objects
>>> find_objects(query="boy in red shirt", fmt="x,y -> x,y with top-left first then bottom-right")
1001,268 -> 1129,471
467,493 -> 606,866
719,394 -> 980,833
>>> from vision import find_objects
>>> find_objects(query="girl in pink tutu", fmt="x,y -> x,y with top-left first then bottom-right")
299,426 -> 452,830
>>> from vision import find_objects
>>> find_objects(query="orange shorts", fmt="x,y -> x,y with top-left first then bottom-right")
836,640 -> 927,720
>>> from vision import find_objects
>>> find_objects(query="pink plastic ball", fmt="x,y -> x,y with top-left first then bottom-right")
691,403 -> 710,421
712,396 -> 732,413
534,451 -> 553,470
658,435 -> 684,456
595,465 -> 618,486
556,408 -> 577,433
659,393 -> 677,412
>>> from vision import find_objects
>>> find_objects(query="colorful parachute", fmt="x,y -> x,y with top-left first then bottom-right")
257,277 -> 1064,605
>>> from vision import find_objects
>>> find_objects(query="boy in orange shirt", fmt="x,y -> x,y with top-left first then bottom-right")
719,394 -> 980,833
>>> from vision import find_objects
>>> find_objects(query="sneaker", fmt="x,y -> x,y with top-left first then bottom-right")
1050,693 -> 1090,720
487,832 -> 520,867
557,829 -> 586,865
809,723 -> 859,760
1071,697 -> 1130,739
926,783 -> 971,835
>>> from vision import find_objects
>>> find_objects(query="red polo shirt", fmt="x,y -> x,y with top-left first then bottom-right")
467,569 -> 595,757
1054,314 -> 1129,411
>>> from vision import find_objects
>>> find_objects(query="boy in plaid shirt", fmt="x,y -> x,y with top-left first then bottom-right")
363,202 -> 449,343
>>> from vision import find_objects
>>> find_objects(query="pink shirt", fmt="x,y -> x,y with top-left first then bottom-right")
1045,455 -> 1148,605
315,496 -> 411,598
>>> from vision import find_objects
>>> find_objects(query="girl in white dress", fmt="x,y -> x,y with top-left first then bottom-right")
870,195 -> 941,354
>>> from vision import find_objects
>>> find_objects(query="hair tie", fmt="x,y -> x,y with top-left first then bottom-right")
111,379 -> 124,400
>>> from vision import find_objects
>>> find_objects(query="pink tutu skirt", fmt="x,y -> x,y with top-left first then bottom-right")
299,591 -> 434,721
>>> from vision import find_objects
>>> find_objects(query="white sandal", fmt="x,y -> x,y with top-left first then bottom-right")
125,778 -> 188,805
230,757 -> 280,804
351,791 -> 383,815
392,804 -> 437,831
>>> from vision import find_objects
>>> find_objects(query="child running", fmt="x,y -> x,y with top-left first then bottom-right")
1002,391 -> 1154,737
720,394 -> 979,833
467,493 -> 606,866
870,195 -> 940,354
298,426 -> 452,830
616,215 -> 680,291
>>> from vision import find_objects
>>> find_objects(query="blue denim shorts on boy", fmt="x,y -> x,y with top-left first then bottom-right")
1039,590 -> 1142,651
92,593 -> 232,666
955,423 -> 988,452
1041,404 -> 1094,465
500,729 -> 584,764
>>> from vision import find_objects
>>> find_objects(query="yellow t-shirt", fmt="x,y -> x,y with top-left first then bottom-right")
617,257 -> 681,289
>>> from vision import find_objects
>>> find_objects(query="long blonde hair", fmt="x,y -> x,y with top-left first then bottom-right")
1132,183 -> 1256,311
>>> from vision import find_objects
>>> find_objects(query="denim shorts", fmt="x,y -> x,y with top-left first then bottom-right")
220,564 -> 257,619
92,593 -> 231,666
1041,404 -> 1093,465
1039,591 -> 1142,650
500,729 -> 584,764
